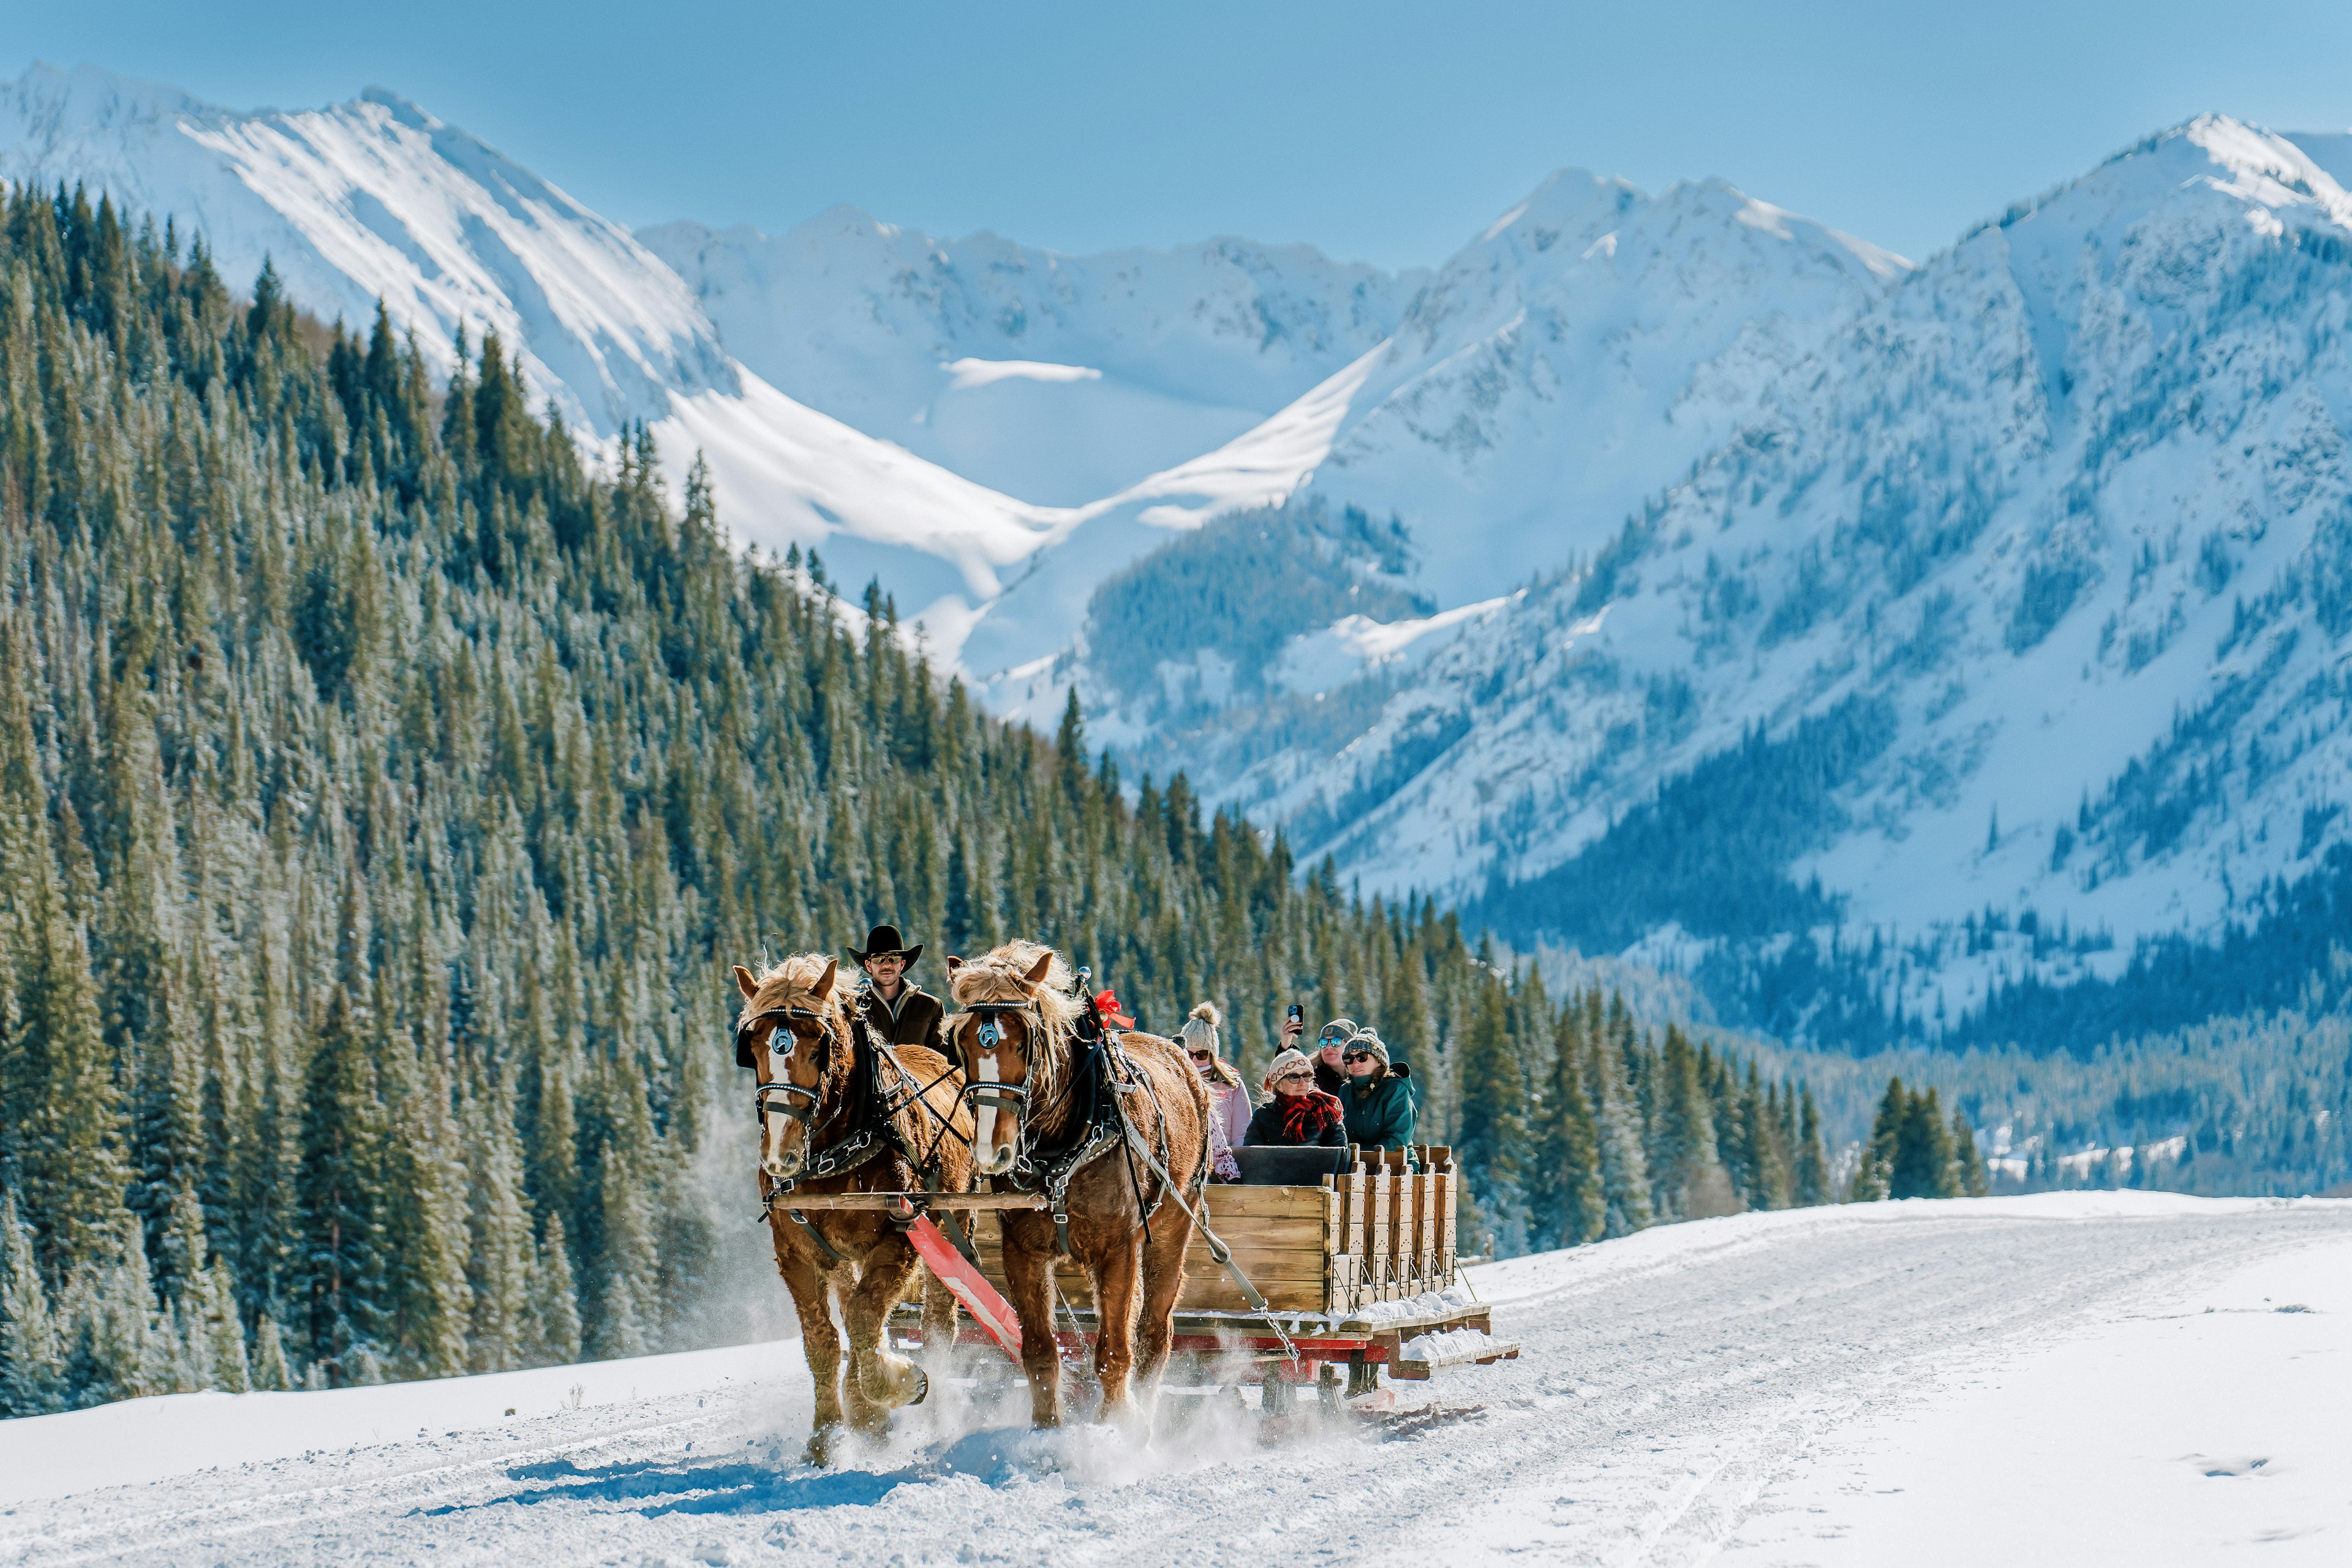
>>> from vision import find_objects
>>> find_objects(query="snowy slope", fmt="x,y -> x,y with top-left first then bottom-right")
641,212 -> 1419,506
962,172 -> 1908,688
1182,117 -> 2352,1023
1286,169 -> 1907,606
0,63 -> 733,434
4,1195 -> 2346,1564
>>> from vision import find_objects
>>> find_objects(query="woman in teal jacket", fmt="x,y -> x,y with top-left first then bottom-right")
1338,1028 -> 1417,1153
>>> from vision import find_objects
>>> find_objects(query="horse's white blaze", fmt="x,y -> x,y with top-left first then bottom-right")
973,1050 -> 1001,1168
762,1106 -> 795,1176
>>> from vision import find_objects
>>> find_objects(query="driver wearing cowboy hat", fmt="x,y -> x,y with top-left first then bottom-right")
848,924 -> 946,1054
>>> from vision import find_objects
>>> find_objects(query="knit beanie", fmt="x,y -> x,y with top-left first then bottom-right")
1345,1027 -> 1390,1071
1262,1047 -> 1313,1091
1177,1001 -> 1221,1057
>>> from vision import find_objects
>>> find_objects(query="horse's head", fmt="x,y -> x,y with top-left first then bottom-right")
946,942 -> 1074,1177
733,954 -> 852,1185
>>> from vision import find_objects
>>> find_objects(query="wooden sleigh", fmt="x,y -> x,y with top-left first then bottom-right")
780,1143 -> 1520,1412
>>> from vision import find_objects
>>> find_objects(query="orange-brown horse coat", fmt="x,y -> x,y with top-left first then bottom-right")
734,954 -> 974,1462
945,941 -> 1212,1432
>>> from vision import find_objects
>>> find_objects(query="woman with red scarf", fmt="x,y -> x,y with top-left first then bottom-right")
1243,1047 -> 1347,1147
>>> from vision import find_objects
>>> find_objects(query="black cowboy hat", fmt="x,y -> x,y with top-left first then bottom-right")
846,924 -> 923,965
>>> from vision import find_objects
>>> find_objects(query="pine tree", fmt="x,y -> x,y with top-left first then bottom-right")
1950,1102 -> 1991,1197
1794,1087 -> 1831,1207
252,1313 -> 294,1392
533,1210 -> 583,1366
299,986 -> 386,1382
1586,1006 -> 1655,1237
1736,1067 -> 1793,1210
1453,981 -> 1528,1256
0,1189 -> 62,1415
590,1060 -> 659,1359
466,1087 -> 536,1373
382,1039 -> 472,1380
1532,1001 -> 1605,1247
1652,1027 -> 1738,1219
1852,1077 -> 1905,1201
9,827 -> 134,1273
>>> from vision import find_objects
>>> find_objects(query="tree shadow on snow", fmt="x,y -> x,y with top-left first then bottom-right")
421,1424 -> 1114,1521
421,1456 -> 914,1519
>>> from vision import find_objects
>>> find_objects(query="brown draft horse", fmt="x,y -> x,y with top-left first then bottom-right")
733,954 -> 975,1462
944,941 -> 1211,1432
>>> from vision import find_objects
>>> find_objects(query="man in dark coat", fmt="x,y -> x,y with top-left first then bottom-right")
848,924 -> 946,1054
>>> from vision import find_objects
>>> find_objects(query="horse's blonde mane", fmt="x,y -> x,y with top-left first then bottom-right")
738,952 -> 858,1040
949,940 -> 1081,1109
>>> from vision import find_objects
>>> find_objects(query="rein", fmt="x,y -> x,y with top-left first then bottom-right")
956,982 -> 1170,1256
745,998 -> 975,1262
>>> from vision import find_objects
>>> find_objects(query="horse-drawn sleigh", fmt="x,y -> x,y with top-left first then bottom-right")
732,940 -> 1513,1461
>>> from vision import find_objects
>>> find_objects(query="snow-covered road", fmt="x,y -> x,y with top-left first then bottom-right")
3,1193 -> 2346,1566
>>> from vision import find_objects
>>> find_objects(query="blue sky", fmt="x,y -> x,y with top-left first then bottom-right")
12,0 -> 2352,268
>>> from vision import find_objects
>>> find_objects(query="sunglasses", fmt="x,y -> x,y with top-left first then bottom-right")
1343,1050 -> 1376,1063
1273,1071 -> 1311,1085
1188,1049 -> 1215,1062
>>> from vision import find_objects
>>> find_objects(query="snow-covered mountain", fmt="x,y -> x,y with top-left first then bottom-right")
1181,116 -> 2352,1034
0,64 -> 1447,651
0,63 -> 733,433
1198,169 -> 1908,608
0,63 -> 1099,619
641,211 -> 1420,506
959,171 -> 1909,690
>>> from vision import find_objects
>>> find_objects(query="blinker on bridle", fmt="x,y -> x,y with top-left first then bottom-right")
741,1006 -> 834,1125
960,1004 -> 1031,1117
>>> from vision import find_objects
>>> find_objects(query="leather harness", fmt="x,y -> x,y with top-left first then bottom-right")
741,1003 -> 974,1266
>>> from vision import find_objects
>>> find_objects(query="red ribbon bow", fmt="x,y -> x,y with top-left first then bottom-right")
1093,988 -> 1134,1027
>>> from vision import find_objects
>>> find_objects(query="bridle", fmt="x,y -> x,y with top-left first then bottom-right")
959,1001 -> 1038,1169
742,997 -> 973,1204
738,1004 -> 836,1145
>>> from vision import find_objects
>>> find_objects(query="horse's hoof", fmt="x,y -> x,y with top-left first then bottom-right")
906,1365 -> 929,1406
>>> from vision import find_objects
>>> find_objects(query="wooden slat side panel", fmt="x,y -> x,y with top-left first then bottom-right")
1200,1186 -> 1333,1220
1180,1277 -> 1327,1313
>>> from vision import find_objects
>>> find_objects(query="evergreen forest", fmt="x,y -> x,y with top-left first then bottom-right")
0,187 -> 1838,1416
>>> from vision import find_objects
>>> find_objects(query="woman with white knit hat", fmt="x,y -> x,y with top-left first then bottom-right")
1177,1002 -> 1249,1181
1243,1044 -> 1347,1148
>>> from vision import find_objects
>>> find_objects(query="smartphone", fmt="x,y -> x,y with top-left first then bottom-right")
1286,1003 -> 1303,1025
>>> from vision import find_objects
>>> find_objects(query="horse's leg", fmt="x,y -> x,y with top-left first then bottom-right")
1000,1223 -> 1063,1428
1132,1202 -> 1195,1428
845,1237 -> 930,1416
778,1246 -> 847,1464
1088,1234 -> 1143,1431
919,1259 -> 961,1376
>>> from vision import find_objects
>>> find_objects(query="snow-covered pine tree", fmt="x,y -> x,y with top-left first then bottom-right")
0,1190 -> 62,1415
1795,1087 -> 1831,1205
1950,1104 -> 1991,1197
298,984 -> 388,1384
533,1211 -> 584,1367
465,1085 -> 536,1373
1585,997 -> 1655,1237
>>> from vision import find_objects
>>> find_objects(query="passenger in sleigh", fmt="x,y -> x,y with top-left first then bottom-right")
1177,1001 -> 1251,1180
1337,1028 -> 1416,1155
1243,1048 -> 1346,1148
